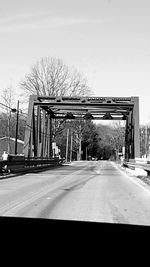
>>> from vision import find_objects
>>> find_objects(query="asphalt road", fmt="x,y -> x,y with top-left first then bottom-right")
1,160 -> 150,226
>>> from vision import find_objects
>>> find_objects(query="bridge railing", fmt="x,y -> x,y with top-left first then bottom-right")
123,159 -> 150,176
0,155 -> 64,174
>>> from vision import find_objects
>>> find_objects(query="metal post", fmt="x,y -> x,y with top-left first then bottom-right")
37,106 -> 41,157
145,126 -> 148,157
49,116 -> 52,158
41,109 -> 46,158
70,130 -> 73,162
66,128 -> 69,162
24,95 -> 37,158
124,116 -> 129,161
46,115 -> 50,158
7,110 -> 11,154
15,100 -> 19,155
32,106 -> 37,157
79,124 -> 82,161
131,97 -> 140,158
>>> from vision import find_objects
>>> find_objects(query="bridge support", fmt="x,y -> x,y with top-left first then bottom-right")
23,95 -> 140,161
24,95 -> 53,158
124,97 -> 140,160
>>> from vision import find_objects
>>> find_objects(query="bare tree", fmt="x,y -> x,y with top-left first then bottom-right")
20,57 -> 92,98
19,57 -> 92,157
0,86 -> 17,152
1,86 -> 16,114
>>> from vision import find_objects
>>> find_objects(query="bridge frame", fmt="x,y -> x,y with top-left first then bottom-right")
23,95 -> 140,161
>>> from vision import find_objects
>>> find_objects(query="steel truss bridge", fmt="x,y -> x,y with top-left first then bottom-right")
23,95 -> 140,162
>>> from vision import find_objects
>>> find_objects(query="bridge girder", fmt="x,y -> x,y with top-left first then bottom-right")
23,95 -> 140,160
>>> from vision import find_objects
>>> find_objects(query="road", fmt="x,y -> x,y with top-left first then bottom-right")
1,160 -> 150,226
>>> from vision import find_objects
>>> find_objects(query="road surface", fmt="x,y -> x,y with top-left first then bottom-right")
1,160 -> 150,225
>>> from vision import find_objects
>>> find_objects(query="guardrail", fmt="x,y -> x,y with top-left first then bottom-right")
123,159 -> 150,176
0,155 -> 64,174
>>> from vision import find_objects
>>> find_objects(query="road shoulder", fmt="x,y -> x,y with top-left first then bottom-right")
111,161 -> 150,193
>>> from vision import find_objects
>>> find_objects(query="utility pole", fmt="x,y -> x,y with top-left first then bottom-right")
70,130 -> 73,162
7,110 -> 11,154
66,128 -> 69,162
78,124 -> 82,161
15,100 -> 19,155
8,107 -> 17,154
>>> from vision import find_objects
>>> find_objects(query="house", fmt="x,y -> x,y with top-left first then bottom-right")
0,137 -> 24,159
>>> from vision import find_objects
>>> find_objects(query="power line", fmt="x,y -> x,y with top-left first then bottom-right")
0,101 -> 29,119
0,101 -> 78,139
0,102 -> 13,110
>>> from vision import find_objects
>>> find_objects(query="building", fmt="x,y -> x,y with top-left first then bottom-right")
0,137 -> 24,159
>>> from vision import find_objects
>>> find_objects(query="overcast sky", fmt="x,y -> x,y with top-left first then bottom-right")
0,0 -> 150,124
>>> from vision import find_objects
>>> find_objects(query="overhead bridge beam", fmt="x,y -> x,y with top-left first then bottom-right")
23,95 -> 140,161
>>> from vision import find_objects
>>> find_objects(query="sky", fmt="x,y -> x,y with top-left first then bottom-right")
0,0 -> 150,125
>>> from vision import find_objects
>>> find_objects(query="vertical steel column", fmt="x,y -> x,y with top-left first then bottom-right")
78,124 -> 82,161
44,113 -> 49,157
125,111 -> 132,160
70,129 -> 73,162
66,128 -> 69,162
128,111 -> 133,159
145,126 -> 148,157
49,116 -> 53,158
37,105 -> 41,157
147,128 -> 150,159
15,100 -> 19,155
24,95 -> 37,158
41,109 -> 46,158
131,97 -> 140,158
32,106 -> 37,157
125,115 -> 129,161
130,110 -> 134,159
46,115 -> 50,157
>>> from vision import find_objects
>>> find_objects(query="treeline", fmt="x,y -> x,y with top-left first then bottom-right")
54,120 -> 125,160
0,56 -> 125,160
